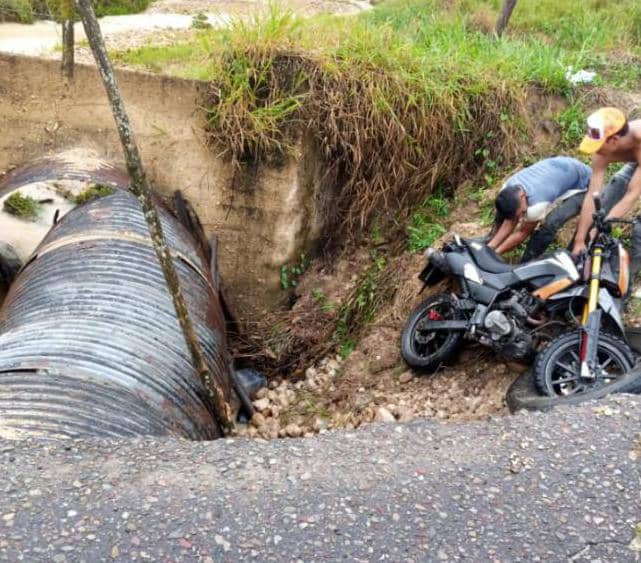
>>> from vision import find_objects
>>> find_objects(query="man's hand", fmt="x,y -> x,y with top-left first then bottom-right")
572,240 -> 586,258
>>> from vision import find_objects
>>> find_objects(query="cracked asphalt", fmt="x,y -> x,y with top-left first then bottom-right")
1,395 -> 640,561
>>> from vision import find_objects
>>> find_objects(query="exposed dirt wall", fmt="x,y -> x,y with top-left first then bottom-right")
0,54 -> 322,314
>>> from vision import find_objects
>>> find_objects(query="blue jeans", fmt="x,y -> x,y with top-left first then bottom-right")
521,191 -> 584,262
598,164 -> 641,278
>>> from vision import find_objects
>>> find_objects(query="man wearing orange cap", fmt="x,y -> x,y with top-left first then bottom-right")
573,107 -> 641,275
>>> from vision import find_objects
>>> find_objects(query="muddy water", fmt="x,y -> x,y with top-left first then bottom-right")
0,181 -> 81,262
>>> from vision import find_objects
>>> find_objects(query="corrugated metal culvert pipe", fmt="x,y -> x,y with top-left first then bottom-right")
0,160 -> 234,440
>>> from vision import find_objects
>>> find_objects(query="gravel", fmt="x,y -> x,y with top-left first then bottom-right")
0,395 -> 640,560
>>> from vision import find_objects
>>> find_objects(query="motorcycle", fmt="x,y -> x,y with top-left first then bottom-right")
532,194 -> 637,397
401,193 -> 635,398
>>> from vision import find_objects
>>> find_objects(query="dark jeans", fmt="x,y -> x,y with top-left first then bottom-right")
520,192 -> 585,262
597,170 -> 641,279
521,165 -> 641,279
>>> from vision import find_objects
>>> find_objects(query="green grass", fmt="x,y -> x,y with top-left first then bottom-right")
114,0 -> 641,90
110,0 -> 641,248
407,216 -> 446,253
112,40 -> 212,79
0,0 -> 34,22
27,0 -> 150,22
333,252 -> 389,357
3,192 -> 40,219
556,99 -> 587,150
406,194 -> 450,252
73,184 -> 115,205
93,0 -> 150,16
191,12 -> 211,30
280,253 -> 309,289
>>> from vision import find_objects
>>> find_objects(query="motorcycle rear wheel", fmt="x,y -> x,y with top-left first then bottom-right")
400,293 -> 464,373
534,330 -> 635,397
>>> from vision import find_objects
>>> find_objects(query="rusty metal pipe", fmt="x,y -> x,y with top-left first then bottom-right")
0,159 -> 233,440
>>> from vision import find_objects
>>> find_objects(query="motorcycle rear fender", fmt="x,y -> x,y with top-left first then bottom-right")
549,286 -> 626,337
418,263 -> 446,286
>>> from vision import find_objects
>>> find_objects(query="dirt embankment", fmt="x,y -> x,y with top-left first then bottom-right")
234,217 -> 518,440
233,87 -> 641,440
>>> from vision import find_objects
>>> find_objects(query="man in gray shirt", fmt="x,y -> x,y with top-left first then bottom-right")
488,156 -> 591,261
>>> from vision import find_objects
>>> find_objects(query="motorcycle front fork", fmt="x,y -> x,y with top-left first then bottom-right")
580,246 -> 603,379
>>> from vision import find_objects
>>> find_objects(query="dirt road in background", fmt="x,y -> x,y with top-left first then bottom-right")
0,0 -> 370,59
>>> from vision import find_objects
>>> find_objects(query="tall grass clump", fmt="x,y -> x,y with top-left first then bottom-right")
199,3 -> 530,248
113,0 -> 641,246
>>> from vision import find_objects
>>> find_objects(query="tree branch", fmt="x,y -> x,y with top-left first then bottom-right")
75,0 -> 234,434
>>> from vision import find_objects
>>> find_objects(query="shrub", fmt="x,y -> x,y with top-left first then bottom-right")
0,0 -> 34,23
73,184 -> 115,205
3,192 -> 40,219
40,0 -> 150,21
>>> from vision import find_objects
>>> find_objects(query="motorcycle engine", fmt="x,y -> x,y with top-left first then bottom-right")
481,310 -> 532,360
484,311 -> 512,339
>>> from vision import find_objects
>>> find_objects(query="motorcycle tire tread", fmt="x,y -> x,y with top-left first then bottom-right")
400,293 -> 463,374
507,364 -> 641,414
533,330 -> 637,397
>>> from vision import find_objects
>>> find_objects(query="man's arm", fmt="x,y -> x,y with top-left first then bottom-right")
488,219 -> 516,249
606,165 -> 641,219
572,154 -> 608,255
496,221 -> 538,254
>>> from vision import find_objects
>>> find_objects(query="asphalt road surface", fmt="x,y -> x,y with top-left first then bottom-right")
1,396 -> 640,561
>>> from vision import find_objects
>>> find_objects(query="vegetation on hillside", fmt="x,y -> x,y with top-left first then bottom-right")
111,0 -> 641,370
0,0 -> 150,22
114,0 -> 641,248
3,192 -> 41,220
0,0 -> 33,22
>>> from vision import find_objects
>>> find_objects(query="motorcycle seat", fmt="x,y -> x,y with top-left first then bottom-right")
464,240 -> 518,274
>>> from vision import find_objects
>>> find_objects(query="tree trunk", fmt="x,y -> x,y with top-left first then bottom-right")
61,20 -> 74,80
495,0 -> 518,37
59,0 -> 74,80
75,0 -> 235,434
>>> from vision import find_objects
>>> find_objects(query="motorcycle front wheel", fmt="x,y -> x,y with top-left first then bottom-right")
534,330 -> 635,397
400,293 -> 464,373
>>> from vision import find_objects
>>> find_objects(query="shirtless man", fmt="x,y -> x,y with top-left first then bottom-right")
572,107 -> 641,276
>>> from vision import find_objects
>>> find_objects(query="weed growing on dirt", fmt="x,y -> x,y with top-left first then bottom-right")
197,6 -> 530,247
280,253 -> 310,289
311,288 -> 336,313
333,252 -> 389,357
557,100 -> 587,149
3,192 -> 40,219
73,184 -> 115,205
191,12 -> 211,30
407,215 -> 446,253
405,192 -> 450,252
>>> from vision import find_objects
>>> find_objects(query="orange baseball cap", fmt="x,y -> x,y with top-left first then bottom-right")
579,107 -> 627,154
